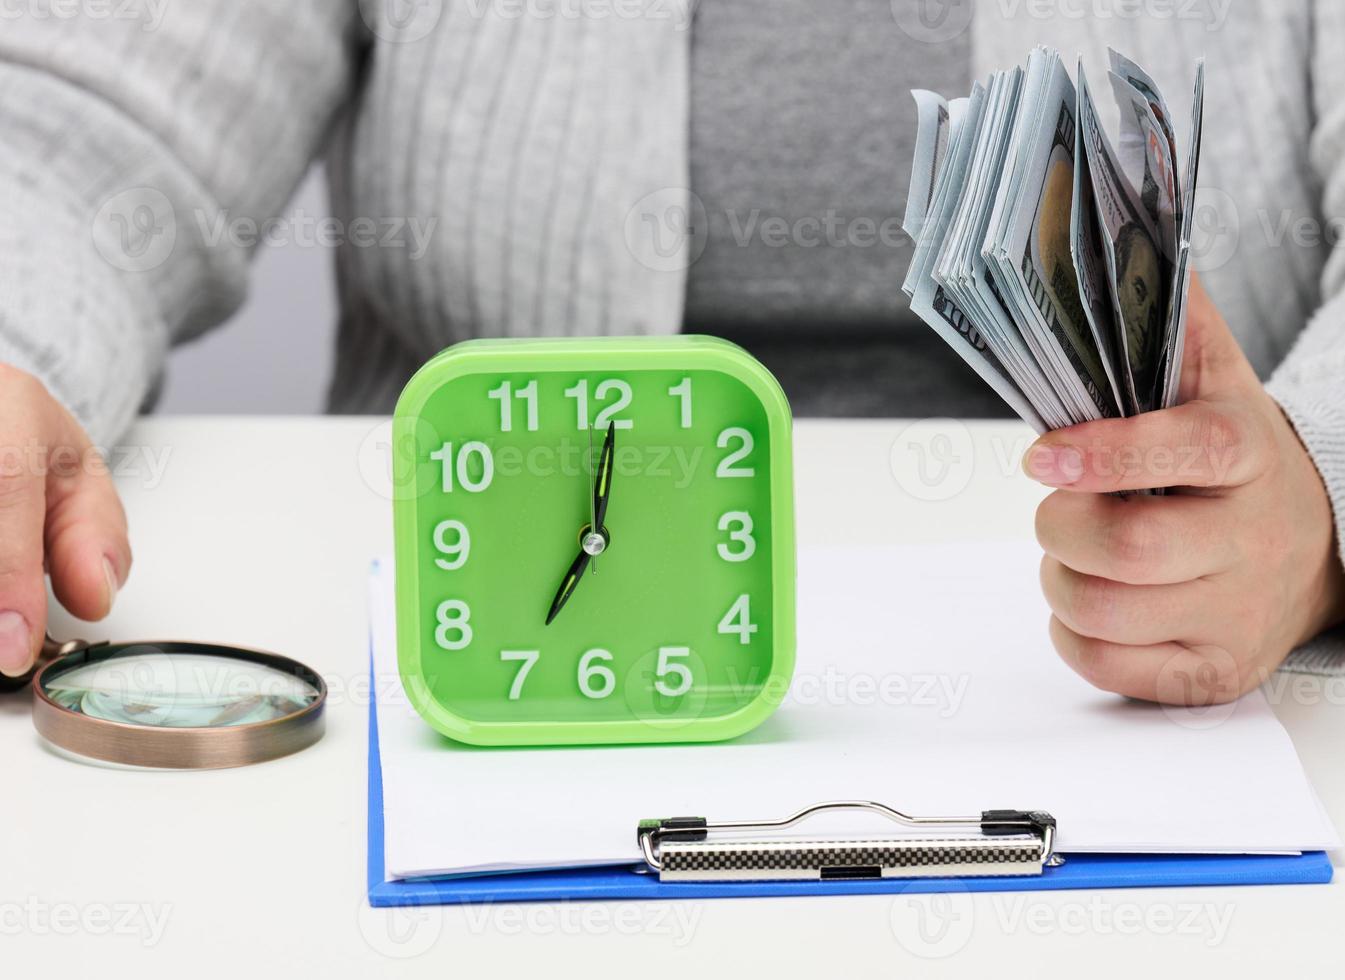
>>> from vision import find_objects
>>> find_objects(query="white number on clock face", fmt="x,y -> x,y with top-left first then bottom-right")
564,379 -> 634,430
578,649 -> 617,699
668,376 -> 692,428
717,594 -> 757,645
434,599 -> 473,650
717,511 -> 756,562
653,647 -> 694,697
716,427 -> 755,478
500,650 -> 539,700
432,519 -> 470,570
487,380 -> 539,432
431,441 -> 494,493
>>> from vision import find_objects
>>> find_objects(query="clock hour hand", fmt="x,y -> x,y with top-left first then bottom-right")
545,547 -> 592,626
547,423 -> 614,626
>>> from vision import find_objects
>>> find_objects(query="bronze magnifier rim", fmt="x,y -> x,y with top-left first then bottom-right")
32,640 -> 327,770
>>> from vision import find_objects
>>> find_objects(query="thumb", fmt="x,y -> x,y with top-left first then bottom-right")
1177,271 -> 1259,402
0,447 -> 48,678
44,413 -> 131,624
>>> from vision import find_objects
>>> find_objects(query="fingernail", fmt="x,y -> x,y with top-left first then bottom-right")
103,557 -> 120,609
0,610 -> 33,678
1024,445 -> 1085,486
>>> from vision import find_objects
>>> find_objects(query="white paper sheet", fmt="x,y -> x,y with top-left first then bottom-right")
371,541 -> 1339,878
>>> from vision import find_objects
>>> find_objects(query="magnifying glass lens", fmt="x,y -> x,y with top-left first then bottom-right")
43,650 -> 321,729
33,641 -> 327,769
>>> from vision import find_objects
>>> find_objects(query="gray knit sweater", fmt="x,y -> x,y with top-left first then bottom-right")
1,3 -> 1344,663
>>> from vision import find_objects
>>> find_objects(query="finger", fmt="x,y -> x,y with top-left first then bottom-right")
44,416 -> 130,622
1049,616 -> 1255,704
1035,490 -> 1239,584
1177,272 -> 1262,402
1040,556 -> 1218,646
1022,399 -> 1271,492
0,433 -> 48,677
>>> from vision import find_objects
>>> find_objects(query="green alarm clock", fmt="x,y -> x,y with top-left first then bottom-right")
391,336 -> 795,746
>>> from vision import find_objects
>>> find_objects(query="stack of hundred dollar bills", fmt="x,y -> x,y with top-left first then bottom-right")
902,48 -> 1204,433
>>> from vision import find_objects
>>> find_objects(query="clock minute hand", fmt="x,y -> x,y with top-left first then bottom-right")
592,422 -> 615,532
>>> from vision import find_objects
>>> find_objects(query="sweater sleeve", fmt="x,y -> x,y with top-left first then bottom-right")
1267,1 -> 1345,672
0,3 -> 362,444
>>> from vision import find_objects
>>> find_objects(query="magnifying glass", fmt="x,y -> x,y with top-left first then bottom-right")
1,635 -> 326,769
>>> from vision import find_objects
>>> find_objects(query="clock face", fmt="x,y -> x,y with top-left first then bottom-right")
392,337 -> 795,745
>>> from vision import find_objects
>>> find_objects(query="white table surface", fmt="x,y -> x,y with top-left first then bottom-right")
6,416 -> 1343,975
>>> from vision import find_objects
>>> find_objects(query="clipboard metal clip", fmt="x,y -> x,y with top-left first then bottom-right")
637,801 -> 1061,883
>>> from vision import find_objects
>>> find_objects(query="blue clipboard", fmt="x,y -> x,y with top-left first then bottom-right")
365,662 -> 1332,907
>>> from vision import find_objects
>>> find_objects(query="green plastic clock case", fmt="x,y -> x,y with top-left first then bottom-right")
391,335 -> 796,746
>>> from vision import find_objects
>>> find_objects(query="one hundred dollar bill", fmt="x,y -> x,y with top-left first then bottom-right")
902,48 -> 1202,432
